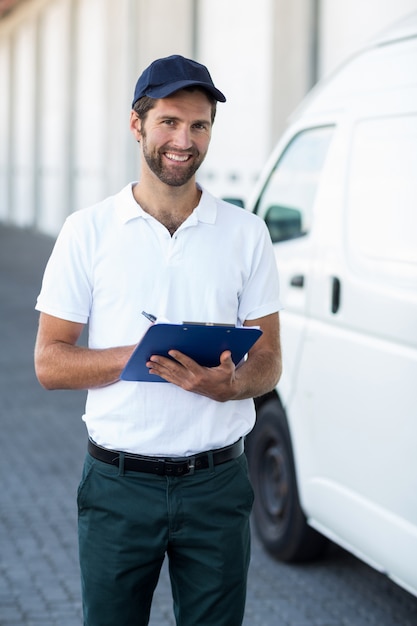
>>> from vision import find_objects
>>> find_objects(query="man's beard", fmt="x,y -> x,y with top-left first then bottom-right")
141,133 -> 205,187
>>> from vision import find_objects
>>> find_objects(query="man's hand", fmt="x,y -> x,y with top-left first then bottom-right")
146,349 -> 238,402
147,312 -> 282,401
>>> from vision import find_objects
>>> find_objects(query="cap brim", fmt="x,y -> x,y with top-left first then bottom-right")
145,79 -> 226,103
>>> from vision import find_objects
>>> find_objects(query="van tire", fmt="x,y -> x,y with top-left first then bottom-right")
246,397 -> 328,562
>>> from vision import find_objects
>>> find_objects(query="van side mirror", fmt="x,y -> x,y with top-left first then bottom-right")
223,197 -> 245,208
264,205 -> 303,243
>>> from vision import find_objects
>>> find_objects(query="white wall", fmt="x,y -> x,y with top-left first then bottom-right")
11,18 -> 38,227
72,0 -> 107,213
37,0 -> 72,234
0,0 -> 416,234
320,0 -> 417,77
0,35 -> 10,221
197,0 -> 273,198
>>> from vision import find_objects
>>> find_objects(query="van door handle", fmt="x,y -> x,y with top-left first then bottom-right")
290,274 -> 304,288
331,277 -> 341,313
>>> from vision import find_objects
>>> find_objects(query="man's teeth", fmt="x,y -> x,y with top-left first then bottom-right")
165,153 -> 189,162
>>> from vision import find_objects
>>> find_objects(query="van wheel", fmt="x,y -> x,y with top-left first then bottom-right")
246,398 -> 327,562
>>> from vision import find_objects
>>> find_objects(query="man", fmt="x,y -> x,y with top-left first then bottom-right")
35,55 -> 282,626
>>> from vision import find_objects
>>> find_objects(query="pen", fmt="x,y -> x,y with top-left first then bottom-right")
182,321 -> 235,327
141,310 -> 157,323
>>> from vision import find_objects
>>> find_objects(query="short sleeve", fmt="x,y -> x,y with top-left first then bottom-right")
238,220 -> 282,322
35,216 -> 92,323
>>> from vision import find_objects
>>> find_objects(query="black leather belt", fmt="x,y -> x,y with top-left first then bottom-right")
88,437 -> 244,477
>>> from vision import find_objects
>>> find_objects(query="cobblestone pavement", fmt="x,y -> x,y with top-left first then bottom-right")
1,224 -> 417,626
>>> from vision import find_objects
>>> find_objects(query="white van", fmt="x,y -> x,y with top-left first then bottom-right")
244,12 -> 417,597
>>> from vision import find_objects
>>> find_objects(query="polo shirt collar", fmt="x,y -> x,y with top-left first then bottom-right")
115,182 -> 218,225
115,183 -> 149,224
193,184 -> 217,225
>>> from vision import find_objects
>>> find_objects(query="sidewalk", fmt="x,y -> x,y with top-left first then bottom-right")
0,225 -> 174,625
0,224 -> 280,626
1,224 -> 417,626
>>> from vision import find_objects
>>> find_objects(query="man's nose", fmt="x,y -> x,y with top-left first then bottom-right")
172,125 -> 192,149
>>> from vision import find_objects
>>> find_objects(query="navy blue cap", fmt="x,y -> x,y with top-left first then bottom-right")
132,55 -> 226,107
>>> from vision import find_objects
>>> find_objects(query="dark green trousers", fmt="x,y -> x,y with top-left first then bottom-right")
77,451 -> 254,626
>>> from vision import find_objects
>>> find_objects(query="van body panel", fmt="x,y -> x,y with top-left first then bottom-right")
247,14 -> 417,597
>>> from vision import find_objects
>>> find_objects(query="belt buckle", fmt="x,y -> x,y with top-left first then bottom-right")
187,457 -> 196,475
159,458 -> 195,476
156,459 -> 166,476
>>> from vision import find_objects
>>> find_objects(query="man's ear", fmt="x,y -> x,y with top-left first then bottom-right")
129,110 -> 142,142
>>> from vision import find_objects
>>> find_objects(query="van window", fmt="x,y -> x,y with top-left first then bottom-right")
254,127 -> 334,243
347,115 -> 417,265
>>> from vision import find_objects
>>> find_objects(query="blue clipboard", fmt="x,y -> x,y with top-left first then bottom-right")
120,323 -> 262,383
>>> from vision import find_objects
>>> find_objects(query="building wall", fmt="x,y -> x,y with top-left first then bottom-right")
319,0 -> 417,78
0,0 -> 194,234
196,0 -> 274,197
1,0 -> 416,234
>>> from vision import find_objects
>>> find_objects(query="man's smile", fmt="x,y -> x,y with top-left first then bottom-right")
164,152 -> 192,162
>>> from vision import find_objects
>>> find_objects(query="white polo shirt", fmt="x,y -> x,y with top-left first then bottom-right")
36,183 -> 281,456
